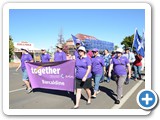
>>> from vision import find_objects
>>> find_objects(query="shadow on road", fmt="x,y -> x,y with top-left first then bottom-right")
99,86 -> 117,102
33,88 -> 76,104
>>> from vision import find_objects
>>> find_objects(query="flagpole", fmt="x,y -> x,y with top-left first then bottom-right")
132,28 -> 137,50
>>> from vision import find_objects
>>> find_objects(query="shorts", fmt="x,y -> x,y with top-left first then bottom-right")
76,77 -> 92,89
22,69 -> 29,81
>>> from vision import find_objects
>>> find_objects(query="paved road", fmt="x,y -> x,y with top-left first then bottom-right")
9,67 -> 145,109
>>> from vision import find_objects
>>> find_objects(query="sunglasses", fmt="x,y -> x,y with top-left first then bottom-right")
92,51 -> 97,53
78,50 -> 84,52
116,52 -> 121,54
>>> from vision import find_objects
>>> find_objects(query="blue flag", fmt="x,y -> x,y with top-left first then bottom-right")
71,34 -> 78,45
133,29 -> 145,57
71,34 -> 85,46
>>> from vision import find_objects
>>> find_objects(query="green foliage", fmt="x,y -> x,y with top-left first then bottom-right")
9,35 -> 14,62
121,34 -> 134,49
114,45 -> 119,50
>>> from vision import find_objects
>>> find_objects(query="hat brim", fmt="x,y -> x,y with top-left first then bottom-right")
56,46 -> 62,49
78,49 -> 86,52
21,48 -> 28,52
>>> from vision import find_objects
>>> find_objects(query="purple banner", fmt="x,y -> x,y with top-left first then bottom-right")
25,60 -> 75,92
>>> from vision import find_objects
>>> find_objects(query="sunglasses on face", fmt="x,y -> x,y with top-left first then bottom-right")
92,51 -> 97,53
78,50 -> 84,52
116,52 -> 121,54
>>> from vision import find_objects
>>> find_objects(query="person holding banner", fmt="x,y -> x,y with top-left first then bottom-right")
54,44 -> 66,62
73,46 -> 92,109
108,48 -> 131,104
16,48 -> 33,93
40,48 -> 51,62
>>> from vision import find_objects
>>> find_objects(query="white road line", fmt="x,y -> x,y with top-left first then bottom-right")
111,80 -> 144,109
9,88 -> 26,93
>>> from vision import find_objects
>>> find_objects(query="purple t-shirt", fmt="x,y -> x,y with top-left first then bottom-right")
41,53 -> 50,62
21,53 -> 33,71
76,55 -> 92,79
54,51 -> 66,62
91,55 -> 105,75
111,56 -> 129,76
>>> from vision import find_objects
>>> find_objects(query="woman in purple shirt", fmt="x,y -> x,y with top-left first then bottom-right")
108,48 -> 131,104
73,46 -> 92,109
54,44 -> 66,62
91,48 -> 106,98
16,48 -> 33,93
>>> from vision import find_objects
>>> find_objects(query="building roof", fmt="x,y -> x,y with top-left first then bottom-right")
76,33 -> 97,40
66,33 -> 98,42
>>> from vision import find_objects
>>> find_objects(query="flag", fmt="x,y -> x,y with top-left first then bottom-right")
71,34 -> 85,46
71,34 -> 77,45
133,29 -> 145,57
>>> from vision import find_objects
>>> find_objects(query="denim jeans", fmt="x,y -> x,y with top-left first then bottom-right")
93,74 -> 103,92
133,65 -> 142,78
22,69 -> 29,81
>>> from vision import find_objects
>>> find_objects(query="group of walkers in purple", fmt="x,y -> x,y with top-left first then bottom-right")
16,39 -> 144,109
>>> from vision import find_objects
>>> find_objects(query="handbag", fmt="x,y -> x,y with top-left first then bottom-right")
111,71 -> 119,81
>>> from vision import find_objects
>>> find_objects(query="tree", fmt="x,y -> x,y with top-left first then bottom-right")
114,45 -> 119,50
121,34 -> 134,49
9,35 -> 14,62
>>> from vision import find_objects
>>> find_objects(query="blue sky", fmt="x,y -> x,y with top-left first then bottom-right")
9,9 -> 145,50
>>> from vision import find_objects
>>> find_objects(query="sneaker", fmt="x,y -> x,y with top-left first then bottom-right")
27,88 -> 32,94
96,90 -> 100,94
115,100 -> 120,104
124,81 -> 129,85
99,80 -> 104,83
107,77 -> 111,83
91,95 -> 96,99
134,78 -> 138,81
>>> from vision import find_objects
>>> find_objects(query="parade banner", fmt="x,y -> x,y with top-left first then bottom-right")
25,60 -> 75,92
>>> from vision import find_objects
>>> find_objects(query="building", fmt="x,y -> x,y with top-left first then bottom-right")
13,41 -> 41,63
65,33 -> 98,55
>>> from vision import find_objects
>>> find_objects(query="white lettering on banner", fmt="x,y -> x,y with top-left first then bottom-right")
42,80 -> 65,86
31,67 -> 61,76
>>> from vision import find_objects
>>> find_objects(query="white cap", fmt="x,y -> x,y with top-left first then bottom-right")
78,46 -> 86,52
116,48 -> 123,53
56,44 -> 63,49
